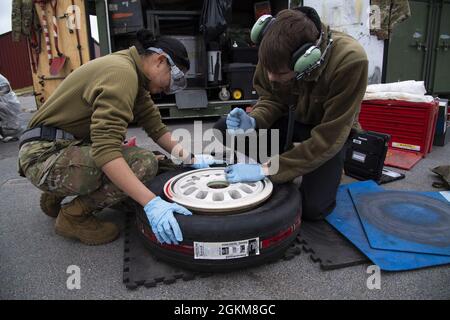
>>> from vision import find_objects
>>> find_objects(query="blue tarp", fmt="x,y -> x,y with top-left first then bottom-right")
326,181 -> 450,271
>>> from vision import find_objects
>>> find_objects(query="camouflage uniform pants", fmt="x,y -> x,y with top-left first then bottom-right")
18,140 -> 159,211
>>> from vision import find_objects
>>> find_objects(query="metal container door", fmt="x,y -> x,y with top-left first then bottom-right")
385,0 -> 432,85
430,0 -> 450,94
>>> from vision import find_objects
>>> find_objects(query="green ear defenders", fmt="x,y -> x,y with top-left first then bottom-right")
250,14 -> 275,45
250,7 -> 333,79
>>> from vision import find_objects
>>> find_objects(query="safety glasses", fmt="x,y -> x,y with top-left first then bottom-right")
146,47 -> 187,95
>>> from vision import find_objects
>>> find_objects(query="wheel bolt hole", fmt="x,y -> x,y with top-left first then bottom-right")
207,181 -> 230,189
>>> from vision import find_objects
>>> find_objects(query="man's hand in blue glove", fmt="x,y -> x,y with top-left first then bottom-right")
226,108 -> 256,134
144,196 -> 192,245
191,154 -> 225,169
225,164 -> 266,183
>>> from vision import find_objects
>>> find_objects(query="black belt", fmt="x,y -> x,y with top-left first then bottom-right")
19,125 -> 75,149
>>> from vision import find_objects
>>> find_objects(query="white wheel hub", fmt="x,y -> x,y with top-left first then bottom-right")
164,168 -> 273,214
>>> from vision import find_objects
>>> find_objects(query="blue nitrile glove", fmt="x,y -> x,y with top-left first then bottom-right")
144,197 -> 192,245
191,154 -> 224,169
226,108 -> 256,133
225,164 -> 266,183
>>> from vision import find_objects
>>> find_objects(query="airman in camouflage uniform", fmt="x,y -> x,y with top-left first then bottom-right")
18,37 -> 192,246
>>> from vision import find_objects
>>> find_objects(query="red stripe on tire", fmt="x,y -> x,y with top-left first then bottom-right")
138,214 -> 302,255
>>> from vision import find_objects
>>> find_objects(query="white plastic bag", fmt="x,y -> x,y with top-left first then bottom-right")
366,81 -> 427,95
364,80 -> 435,103
0,74 -> 25,140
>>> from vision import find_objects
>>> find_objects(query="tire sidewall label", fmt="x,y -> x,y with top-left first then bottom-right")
194,238 -> 260,260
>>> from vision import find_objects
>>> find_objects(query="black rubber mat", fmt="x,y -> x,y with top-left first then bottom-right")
123,213 -> 302,290
297,220 -> 370,270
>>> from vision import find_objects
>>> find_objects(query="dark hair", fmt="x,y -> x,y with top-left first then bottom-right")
259,9 -> 320,73
136,29 -> 190,71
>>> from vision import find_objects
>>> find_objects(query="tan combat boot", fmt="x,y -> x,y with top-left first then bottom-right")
55,198 -> 119,245
40,192 -> 65,218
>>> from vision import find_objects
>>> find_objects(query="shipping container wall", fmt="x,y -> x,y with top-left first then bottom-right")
303,0 -> 385,85
0,32 -> 33,90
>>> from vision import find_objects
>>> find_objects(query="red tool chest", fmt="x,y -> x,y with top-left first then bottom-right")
359,99 -> 439,156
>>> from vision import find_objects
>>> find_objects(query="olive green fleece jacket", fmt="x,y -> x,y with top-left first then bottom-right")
251,24 -> 368,183
28,46 -> 169,168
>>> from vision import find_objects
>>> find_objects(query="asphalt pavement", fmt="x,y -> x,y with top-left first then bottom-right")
1,96 -> 449,300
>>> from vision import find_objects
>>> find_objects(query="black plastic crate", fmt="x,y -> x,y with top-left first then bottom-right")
223,63 -> 258,100
231,47 -> 259,64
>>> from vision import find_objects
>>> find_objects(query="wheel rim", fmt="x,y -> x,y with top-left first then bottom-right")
164,168 -> 273,214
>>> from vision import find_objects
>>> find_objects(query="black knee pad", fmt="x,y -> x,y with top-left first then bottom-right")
301,200 -> 336,221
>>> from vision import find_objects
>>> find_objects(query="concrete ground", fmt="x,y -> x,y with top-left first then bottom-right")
1,95 -> 449,300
